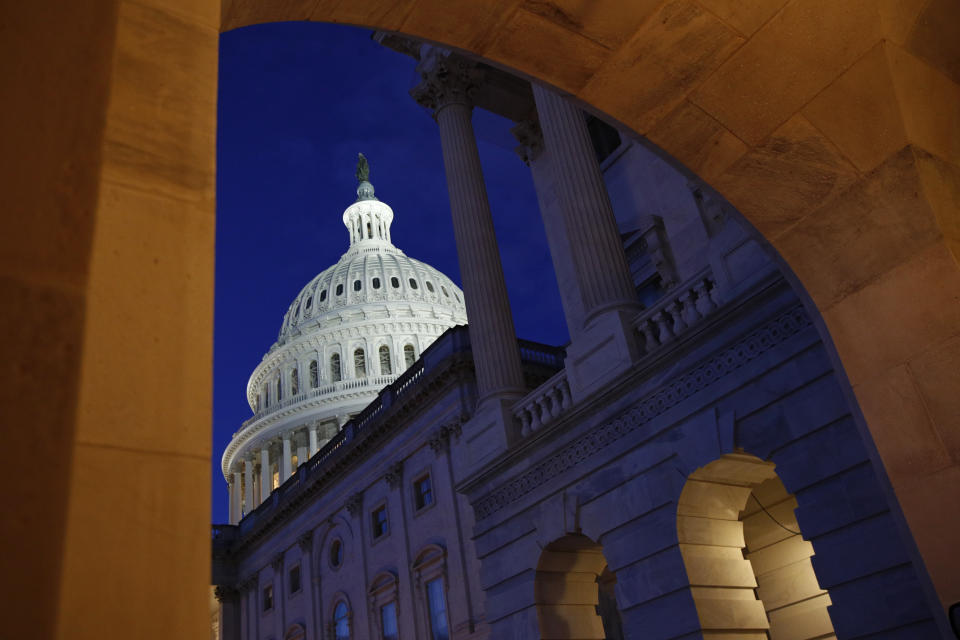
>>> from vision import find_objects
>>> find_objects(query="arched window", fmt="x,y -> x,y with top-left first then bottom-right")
354,348 -> 366,378
290,367 -> 299,396
379,345 -> 392,375
305,295 -> 313,310
390,276 -> 400,288
403,344 -> 416,368
441,286 -> 449,297
367,221 -> 372,238
320,289 -> 327,302
263,385 -> 269,407
353,280 -> 361,292
309,360 -> 318,388
330,354 -> 342,383
333,601 -> 350,640
372,277 -> 381,289
276,377 -> 282,402
336,283 -> 344,296
426,281 -> 434,292
409,278 -> 418,289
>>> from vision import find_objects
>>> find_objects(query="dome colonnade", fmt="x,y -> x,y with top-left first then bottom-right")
222,165 -> 467,523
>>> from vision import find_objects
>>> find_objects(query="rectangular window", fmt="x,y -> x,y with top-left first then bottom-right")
289,564 -> 301,594
414,474 -> 434,510
380,601 -> 399,640
372,505 -> 388,539
263,584 -> 274,612
425,578 -> 449,640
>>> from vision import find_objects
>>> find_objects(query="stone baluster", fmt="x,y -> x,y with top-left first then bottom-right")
695,279 -> 717,316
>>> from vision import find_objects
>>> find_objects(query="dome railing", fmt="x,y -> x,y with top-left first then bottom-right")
241,374 -> 399,430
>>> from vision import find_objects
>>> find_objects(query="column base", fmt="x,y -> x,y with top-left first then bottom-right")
451,393 -> 523,484
565,307 -> 641,403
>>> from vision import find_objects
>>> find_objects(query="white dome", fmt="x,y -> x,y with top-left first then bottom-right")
222,166 -> 467,481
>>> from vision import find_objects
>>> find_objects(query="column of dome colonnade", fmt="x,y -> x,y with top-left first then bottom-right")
529,84 -> 643,400
411,49 -> 527,476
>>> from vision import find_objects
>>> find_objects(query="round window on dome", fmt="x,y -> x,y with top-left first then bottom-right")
409,278 -> 419,290
305,296 -> 313,309
294,303 -> 300,316
353,280 -> 361,292
372,277 -> 381,289
336,284 -> 344,296
426,281 -> 434,292
454,292 -> 461,303
320,290 -> 327,302
391,277 -> 400,288
441,286 -> 449,297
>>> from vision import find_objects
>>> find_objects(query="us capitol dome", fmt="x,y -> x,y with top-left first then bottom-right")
221,155 -> 467,508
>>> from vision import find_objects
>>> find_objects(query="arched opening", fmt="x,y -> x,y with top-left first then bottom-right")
678,453 -> 834,639
284,623 -> 306,640
309,360 -> 318,388
535,534 -> 623,640
332,599 -> 350,640
330,353 -> 342,382
353,348 -> 366,377
290,367 -> 298,395
403,344 -> 416,368
379,345 -> 392,375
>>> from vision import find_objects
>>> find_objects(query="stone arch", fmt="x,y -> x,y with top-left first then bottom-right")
678,453 -> 833,639
534,534 -> 623,640
284,623 -> 306,640
10,2 -> 958,638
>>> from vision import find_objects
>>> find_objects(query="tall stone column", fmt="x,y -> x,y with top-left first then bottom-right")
281,433 -> 292,482
230,472 -> 243,524
308,423 -> 319,457
411,49 -> 527,478
530,84 -> 642,399
260,445 -> 271,502
243,456 -> 254,515
512,120 -> 586,338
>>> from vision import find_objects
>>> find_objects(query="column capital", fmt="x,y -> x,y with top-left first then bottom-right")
410,50 -> 484,115
383,460 -> 404,489
214,584 -> 239,603
511,119 -> 545,165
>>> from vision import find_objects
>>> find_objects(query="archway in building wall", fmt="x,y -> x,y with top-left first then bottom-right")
678,454 -> 834,639
12,1 -> 957,639
535,535 -> 623,640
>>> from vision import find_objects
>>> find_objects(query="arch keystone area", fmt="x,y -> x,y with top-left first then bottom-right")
3,0 -> 957,638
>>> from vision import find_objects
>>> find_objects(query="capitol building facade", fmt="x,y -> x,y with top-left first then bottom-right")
212,42 -> 947,640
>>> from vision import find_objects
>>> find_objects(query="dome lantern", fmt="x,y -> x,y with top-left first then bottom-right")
343,153 -> 394,247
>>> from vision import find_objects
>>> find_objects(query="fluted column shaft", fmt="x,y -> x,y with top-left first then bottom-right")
531,84 -> 639,326
243,457 -> 254,514
434,101 -> 526,401
230,472 -> 242,524
281,433 -> 292,482
308,425 -> 319,456
260,446 -> 271,502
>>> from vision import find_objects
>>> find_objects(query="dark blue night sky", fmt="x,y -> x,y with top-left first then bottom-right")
213,22 -> 568,522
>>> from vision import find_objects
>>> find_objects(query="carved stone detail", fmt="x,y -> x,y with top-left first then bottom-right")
345,491 -> 364,517
511,119 -> 544,165
214,585 -> 239,602
384,460 -> 404,489
428,415 -> 466,454
298,531 -> 313,552
410,50 -> 484,114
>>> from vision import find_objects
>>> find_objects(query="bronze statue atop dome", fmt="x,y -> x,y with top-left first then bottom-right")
356,153 -> 370,183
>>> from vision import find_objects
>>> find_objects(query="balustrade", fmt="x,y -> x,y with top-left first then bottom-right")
634,270 -> 719,355
514,371 -> 573,437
